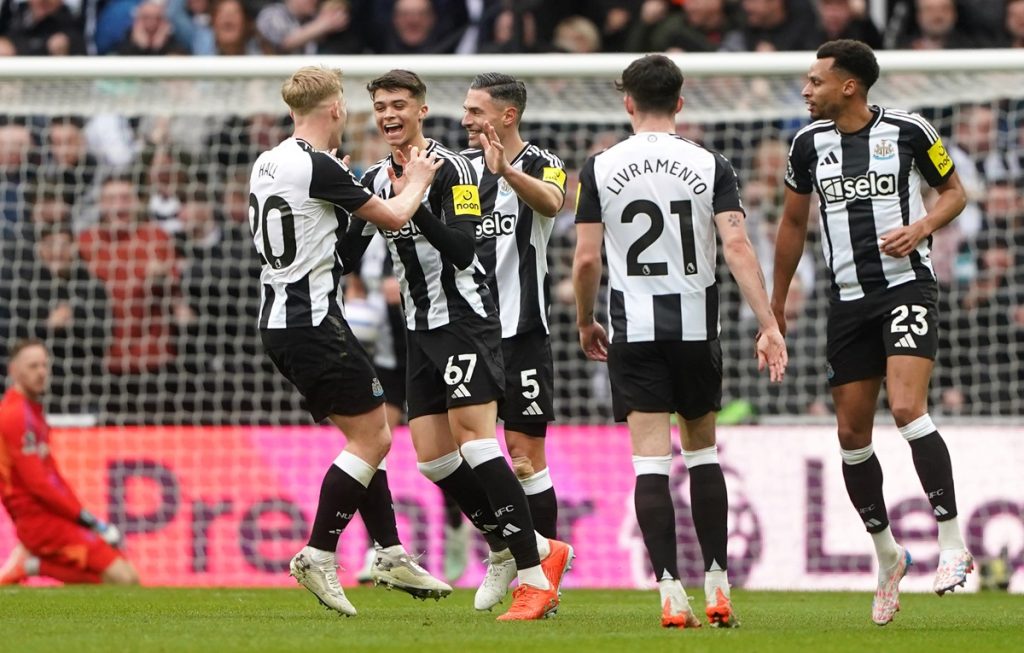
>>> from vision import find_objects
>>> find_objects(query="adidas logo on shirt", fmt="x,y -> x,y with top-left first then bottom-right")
451,384 -> 472,399
894,334 -> 917,349
818,151 -> 839,166
521,401 -> 543,416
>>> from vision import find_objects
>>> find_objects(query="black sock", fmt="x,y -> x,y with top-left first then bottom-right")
842,453 -> 889,534
635,474 -> 679,580
909,431 -> 958,521
471,458 -> 540,570
357,469 -> 401,549
307,464 -> 368,552
689,464 -> 728,572
526,488 -> 558,539
442,490 -> 464,530
433,460 -> 507,551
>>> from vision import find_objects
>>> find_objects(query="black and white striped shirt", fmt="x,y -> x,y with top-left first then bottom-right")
356,139 -> 494,330
463,144 -> 566,338
249,137 -> 373,329
576,132 -> 743,343
785,106 -> 955,301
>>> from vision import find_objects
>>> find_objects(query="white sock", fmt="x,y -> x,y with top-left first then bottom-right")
489,548 -> 513,563
379,544 -> 405,556
704,569 -> 730,600
307,546 -> 335,563
658,578 -> 683,607
24,556 -> 40,577
938,518 -> 966,551
536,532 -> 551,559
518,564 -> 550,590
333,450 -> 376,488
871,526 -> 902,573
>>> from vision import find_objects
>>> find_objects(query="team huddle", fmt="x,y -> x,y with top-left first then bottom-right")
244,39 -> 970,628
0,39 -> 972,628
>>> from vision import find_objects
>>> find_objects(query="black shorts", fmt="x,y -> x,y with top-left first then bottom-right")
405,314 -> 505,420
261,314 -> 385,422
498,328 -> 555,434
826,280 -> 939,387
376,365 -> 406,409
607,339 -> 722,423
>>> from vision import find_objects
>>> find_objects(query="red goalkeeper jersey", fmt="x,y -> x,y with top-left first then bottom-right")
0,387 -> 83,523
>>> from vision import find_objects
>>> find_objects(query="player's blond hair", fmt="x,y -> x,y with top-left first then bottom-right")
281,66 -> 343,115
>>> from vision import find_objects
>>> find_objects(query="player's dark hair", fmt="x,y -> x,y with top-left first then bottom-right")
470,73 -> 527,123
817,39 -> 879,93
8,337 -> 46,361
367,69 -> 427,103
615,54 -> 684,115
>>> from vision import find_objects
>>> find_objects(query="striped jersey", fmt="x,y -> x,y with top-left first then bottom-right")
249,137 -> 373,329
463,143 -> 566,338
357,139 -> 494,331
576,132 -> 744,343
358,234 -> 401,370
785,106 -> 955,301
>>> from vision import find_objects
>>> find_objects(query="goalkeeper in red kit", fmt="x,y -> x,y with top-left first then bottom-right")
0,338 -> 139,585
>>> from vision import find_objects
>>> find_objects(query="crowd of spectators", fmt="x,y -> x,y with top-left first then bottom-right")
2,0 -> 1024,58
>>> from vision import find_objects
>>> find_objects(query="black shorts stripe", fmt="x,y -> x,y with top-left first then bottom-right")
394,237 -> 432,330
653,294 -> 682,340
259,284 -> 275,329
705,282 -> 719,338
285,276 -> 312,327
842,135 -> 886,294
610,289 -> 627,344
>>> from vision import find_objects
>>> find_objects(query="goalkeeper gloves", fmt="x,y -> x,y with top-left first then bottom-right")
78,509 -> 124,548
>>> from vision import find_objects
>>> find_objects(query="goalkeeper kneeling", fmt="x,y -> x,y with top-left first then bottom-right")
0,338 -> 139,586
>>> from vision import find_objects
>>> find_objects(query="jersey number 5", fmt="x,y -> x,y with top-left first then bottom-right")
622,199 -> 697,276
250,193 -> 297,269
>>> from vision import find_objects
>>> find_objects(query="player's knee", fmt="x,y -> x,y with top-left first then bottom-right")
373,425 -> 393,457
889,402 -> 925,428
836,426 -> 871,451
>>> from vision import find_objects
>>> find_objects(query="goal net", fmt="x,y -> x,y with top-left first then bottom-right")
0,53 -> 1021,590
2,52 -> 1021,425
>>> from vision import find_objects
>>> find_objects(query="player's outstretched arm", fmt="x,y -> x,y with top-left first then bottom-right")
573,222 -> 608,362
771,188 -> 812,337
338,218 -> 375,274
354,147 -> 442,230
879,172 -> 966,258
480,122 -> 564,217
715,210 -> 787,382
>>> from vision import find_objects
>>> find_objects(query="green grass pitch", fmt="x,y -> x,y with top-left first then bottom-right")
2,586 -> 1021,653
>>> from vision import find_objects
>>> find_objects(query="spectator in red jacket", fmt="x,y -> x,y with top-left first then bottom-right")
0,339 -> 139,585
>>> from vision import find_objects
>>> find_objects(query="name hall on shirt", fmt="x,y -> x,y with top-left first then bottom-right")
258,162 -> 278,179
605,158 -> 708,195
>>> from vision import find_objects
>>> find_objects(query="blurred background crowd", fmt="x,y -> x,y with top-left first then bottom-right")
0,0 -> 1021,426
1,0 -> 1023,58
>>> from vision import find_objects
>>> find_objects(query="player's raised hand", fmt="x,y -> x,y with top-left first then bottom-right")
755,326 -> 788,383
479,122 -> 509,175
399,146 -> 442,190
579,321 -> 609,362
879,222 -> 926,258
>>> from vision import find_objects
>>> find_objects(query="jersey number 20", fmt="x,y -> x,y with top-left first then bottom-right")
250,193 -> 296,269
622,199 -> 697,276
